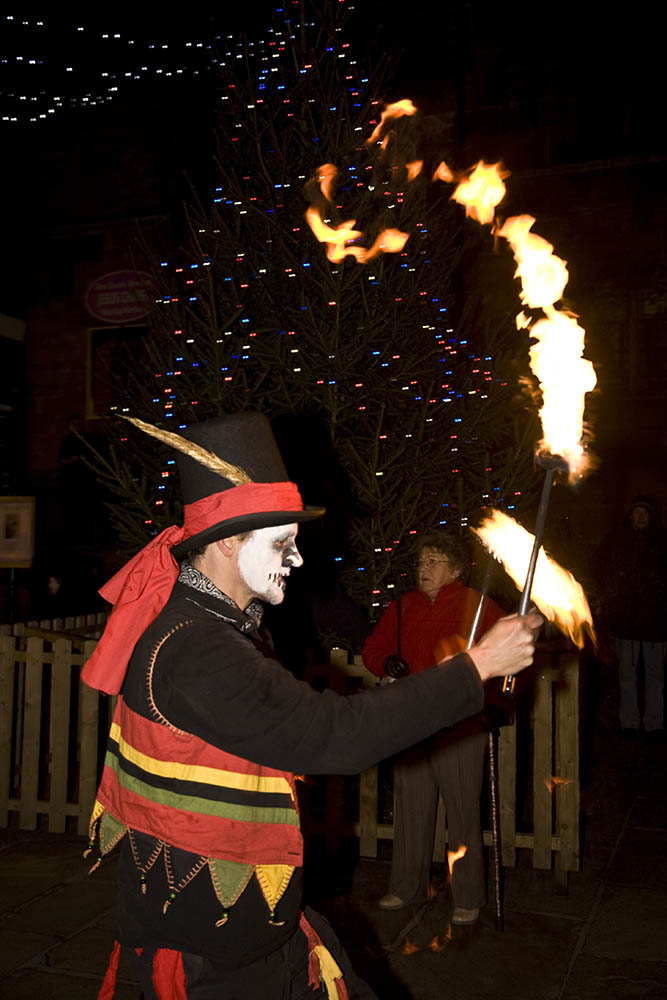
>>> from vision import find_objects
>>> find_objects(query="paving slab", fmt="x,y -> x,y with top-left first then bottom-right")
0,836 -> 88,914
387,906 -> 579,1000
562,953 -> 667,1000
4,877 -> 115,935
630,790 -> 667,831
584,885 -> 667,963
0,929 -> 60,978
604,827 -> 667,889
46,925 -> 137,980
0,969 -> 138,1000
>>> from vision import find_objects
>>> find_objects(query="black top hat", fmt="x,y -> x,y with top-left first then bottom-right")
171,412 -> 325,557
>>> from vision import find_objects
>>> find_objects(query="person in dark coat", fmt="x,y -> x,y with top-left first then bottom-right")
595,495 -> 667,733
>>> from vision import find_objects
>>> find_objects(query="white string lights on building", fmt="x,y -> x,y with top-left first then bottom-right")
0,11 -> 287,123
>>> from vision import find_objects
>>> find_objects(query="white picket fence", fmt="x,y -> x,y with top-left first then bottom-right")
0,619 -> 579,876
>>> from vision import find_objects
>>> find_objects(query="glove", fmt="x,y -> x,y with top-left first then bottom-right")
383,655 -> 410,679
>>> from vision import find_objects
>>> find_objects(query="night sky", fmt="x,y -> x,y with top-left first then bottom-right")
1,3 -> 665,515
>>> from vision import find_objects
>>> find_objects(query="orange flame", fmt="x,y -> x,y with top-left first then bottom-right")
428,934 -> 450,951
498,216 -> 597,477
316,163 -> 338,203
433,160 -> 454,183
364,227 -> 410,260
498,216 -> 568,309
305,206 -> 408,264
366,98 -> 417,145
451,161 -> 509,225
402,938 -> 420,955
447,844 -> 467,874
305,103 -> 596,477
545,775 -> 573,794
471,509 -> 595,648
304,207 -> 364,264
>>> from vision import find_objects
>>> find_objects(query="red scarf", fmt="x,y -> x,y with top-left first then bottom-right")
82,482 -> 302,694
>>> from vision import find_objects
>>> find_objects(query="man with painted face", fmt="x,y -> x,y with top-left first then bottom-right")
82,413 -> 541,999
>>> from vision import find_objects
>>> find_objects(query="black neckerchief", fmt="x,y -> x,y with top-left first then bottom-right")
178,561 -> 264,635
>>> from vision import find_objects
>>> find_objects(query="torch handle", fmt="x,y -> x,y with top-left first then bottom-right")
467,557 -> 495,650
501,466 -> 555,695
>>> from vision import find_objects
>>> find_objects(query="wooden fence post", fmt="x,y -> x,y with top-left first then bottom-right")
0,635 -> 15,827
78,640 -> 100,835
48,639 -> 72,834
555,651 -> 580,882
532,664 -> 555,869
499,719 -> 517,867
20,638 -> 44,829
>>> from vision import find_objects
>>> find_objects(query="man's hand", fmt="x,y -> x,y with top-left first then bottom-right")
465,612 -> 543,683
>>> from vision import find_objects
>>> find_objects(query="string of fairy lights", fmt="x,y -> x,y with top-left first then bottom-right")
0,6 -> 318,123
5,7 -> 521,601
117,19 -> 515,608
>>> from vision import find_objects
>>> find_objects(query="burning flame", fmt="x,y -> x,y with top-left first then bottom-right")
402,938 -> 420,955
305,100 -> 597,478
428,933 -> 451,951
364,228 -> 410,259
545,775 -> 573,794
304,207 -> 365,264
499,217 -> 597,476
316,163 -> 338,203
447,844 -> 467,875
366,98 -> 417,145
433,160 -> 454,183
498,216 -> 568,308
442,165 -> 596,478
450,161 -> 509,225
305,206 -> 408,264
471,509 -> 595,648
304,99 -> 414,267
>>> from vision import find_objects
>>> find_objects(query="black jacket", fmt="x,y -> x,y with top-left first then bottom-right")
115,575 -> 483,968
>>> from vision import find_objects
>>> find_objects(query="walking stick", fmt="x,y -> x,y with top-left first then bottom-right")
467,558 -> 504,931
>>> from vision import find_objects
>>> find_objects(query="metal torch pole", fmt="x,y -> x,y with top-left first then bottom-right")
466,557 -> 504,931
501,464 -> 556,695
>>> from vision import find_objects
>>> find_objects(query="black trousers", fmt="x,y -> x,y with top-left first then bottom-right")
130,907 -> 377,1000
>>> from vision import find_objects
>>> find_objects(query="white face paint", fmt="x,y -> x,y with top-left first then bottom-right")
237,523 -> 303,605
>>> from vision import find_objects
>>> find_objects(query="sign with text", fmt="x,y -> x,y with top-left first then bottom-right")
84,270 -> 157,325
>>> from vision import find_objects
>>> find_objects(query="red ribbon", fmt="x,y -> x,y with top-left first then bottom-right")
82,482 -> 302,694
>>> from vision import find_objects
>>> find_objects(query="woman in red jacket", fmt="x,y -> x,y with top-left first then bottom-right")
362,531 -> 503,925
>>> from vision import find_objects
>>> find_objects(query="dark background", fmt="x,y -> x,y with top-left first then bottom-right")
1,2 -> 665,617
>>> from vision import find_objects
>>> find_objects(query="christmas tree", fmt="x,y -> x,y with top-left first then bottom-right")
96,1 -> 537,616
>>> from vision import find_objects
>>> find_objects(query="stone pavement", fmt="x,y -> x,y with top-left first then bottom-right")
1,692 -> 665,999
